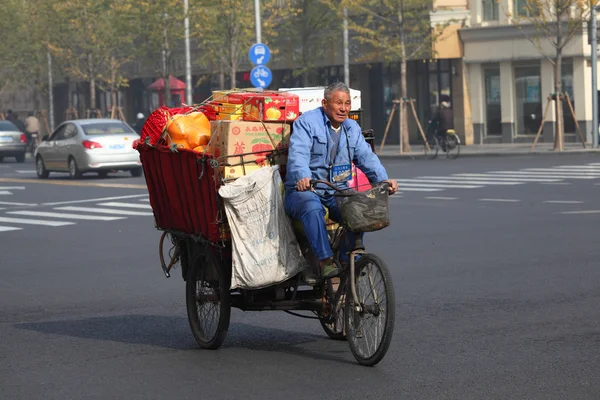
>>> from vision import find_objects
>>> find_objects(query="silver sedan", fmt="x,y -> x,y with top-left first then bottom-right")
35,119 -> 143,179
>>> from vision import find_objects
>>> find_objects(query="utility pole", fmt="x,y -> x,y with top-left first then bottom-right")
184,0 -> 192,105
254,0 -> 262,43
47,49 -> 54,131
592,7 -> 599,148
343,7 -> 350,86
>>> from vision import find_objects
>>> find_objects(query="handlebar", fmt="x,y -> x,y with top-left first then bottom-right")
309,179 -> 342,192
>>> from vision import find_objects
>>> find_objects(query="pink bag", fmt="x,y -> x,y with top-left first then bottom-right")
348,164 -> 371,192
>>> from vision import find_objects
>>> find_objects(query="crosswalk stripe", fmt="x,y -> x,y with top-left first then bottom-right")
0,216 -> 74,226
486,172 -> 598,179
396,187 -> 443,192
555,165 -> 600,170
97,202 -> 152,209
6,210 -> 126,221
520,168 -> 600,175
478,198 -> 521,203
139,198 -> 150,202
543,200 -> 583,204
0,226 -> 22,232
408,178 -> 523,185
396,182 -> 483,189
0,186 -> 25,190
0,191 -> 13,195
452,174 -> 561,182
54,206 -> 153,216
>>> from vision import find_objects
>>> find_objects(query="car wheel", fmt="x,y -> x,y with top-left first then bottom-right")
98,171 -> 109,178
15,153 -> 25,163
36,156 -> 50,179
68,157 -> 82,179
130,167 -> 143,177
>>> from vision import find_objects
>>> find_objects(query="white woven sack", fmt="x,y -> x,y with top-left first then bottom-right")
218,166 -> 306,289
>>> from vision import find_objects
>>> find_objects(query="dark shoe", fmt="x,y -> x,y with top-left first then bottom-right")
301,268 -> 319,286
321,263 -> 341,280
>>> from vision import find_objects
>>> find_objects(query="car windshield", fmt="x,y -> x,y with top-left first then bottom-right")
82,122 -> 133,136
0,121 -> 18,132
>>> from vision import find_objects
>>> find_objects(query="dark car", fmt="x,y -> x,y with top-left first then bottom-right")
0,120 -> 28,162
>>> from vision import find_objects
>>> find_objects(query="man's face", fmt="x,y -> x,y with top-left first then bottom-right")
322,90 -> 351,126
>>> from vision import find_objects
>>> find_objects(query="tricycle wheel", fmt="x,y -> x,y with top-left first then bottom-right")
319,277 -> 347,340
186,249 -> 231,350
345,254 -> 395,366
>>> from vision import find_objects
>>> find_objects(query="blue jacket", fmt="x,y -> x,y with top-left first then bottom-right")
284,107 -> 388,192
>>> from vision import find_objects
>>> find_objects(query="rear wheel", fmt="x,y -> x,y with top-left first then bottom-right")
15,153 -> 25,163
130,167 -> 143,177
186,247 -> 231,350
424,136 -> 439,160
345,254 -> 395,366
68,157 -> 82,179
36,156 -> 49,179
445,134 -> 460,159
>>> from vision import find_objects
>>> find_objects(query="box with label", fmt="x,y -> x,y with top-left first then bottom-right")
210,120 -> 291,165
219,164 -> 265,181
242,93 -> 300,122
278,86 -> 362,113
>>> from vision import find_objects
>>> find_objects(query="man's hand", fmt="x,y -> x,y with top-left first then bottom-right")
383,179 -> 398,195
296,177 -> 312,192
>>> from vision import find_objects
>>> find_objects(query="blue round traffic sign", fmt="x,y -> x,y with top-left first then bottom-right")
250,65 -> 272,88
249,43 -> 271,66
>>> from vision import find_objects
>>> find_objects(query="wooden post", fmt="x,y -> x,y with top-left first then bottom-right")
379,100 -> 398,153
565,93 -> 586,148
110,105 -> 116,119
531,96 -> 552,151
408,99 -> 429,151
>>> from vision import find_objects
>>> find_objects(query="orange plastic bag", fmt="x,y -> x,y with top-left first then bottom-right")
166,111 -> 211,149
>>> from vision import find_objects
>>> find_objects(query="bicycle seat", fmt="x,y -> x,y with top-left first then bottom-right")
446,129 -> 456,135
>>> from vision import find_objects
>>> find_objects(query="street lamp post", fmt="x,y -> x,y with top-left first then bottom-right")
184,0 -> 192,105
592,6 -> 599,148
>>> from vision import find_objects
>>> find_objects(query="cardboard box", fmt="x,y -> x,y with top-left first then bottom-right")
278,86 -> 362,113
242,93 -> 300,122
210,120 -> 291,164
220,164 -> 265,181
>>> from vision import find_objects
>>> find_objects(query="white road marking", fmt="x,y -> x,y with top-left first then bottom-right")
396,187 -> 443,192
7,210 -> 126,221
139,198 -> 150,202
54,206 -> 153,216
0,226 -> 21,232
540,182 -> 571,185
0,201 -> 37,206
0,216 -> 74,226
478,198 -> 521,203
425,196 -> 458,200
408,177 -> 523,185
0,186 -> 25,190
97,202 -> 153,209
485,172 -> 598,179
560,210 -> 600,215
452,174 -> 561,182
543,200 -> 583,204
520,168 -> 600,176
43,194 -> 148,206
15,170 -> 36,174
0,191 -> 13,195
554,165 -> 600,170
395,182 -> 483,189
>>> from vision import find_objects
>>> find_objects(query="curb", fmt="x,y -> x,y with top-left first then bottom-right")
378,149 -> 600,160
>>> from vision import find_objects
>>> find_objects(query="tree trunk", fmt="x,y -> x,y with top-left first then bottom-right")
219,67 -> 225,90
163,26 -> 171,106
111,56 -> 118,110
554,13 -> 564,151
230,39 -> 237,89
89,54 -> 96,110
400,49 -> 411,153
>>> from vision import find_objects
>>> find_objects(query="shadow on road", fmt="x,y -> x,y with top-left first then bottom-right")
14,314 -> 352,364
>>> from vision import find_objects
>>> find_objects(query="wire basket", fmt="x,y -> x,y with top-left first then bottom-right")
334,182 -> 390,233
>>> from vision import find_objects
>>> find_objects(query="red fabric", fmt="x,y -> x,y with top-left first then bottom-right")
136,144 -> 221,243
148,75 -> 187,90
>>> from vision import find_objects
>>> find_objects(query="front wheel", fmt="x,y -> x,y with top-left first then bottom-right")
186,248 -> 231,350
445,134 -> 460,159
424,136 -> 439,160
345,254 -> 395,366
319,277 -> 347,340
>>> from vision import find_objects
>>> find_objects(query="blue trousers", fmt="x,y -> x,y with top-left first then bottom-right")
285,190 -> 359,261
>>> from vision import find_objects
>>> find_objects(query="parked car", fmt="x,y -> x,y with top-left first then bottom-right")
0,120 -> 28,163
35,119 -> 143,179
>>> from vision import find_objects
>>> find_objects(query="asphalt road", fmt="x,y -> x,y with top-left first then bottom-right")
1,154 -> 600,399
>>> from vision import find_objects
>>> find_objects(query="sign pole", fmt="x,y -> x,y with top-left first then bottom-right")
592,6 -> 598,148
254,0 -> 262,43
184,0 -> 192,105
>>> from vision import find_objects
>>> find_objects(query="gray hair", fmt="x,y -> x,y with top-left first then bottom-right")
324,82 -> 350,101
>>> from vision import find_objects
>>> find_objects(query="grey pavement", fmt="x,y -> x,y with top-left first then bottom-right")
1,155 -> 600,399
378,142 -> 600,158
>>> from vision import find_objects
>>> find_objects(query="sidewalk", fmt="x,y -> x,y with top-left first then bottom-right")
377,143 -> 600,159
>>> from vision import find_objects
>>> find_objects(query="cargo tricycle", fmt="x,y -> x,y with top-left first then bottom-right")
136,97 -> 395,366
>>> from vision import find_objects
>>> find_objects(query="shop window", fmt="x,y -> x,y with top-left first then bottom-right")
561,62 -> 575,133
483,0 -> 499,21
514,0 -> 540,17
484,67 -> 501,135
515,65 -> 542,135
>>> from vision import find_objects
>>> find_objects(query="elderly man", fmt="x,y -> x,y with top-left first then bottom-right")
284,82 -> 398,281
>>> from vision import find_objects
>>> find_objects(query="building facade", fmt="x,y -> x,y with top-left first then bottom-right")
461,0 -> 594,144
